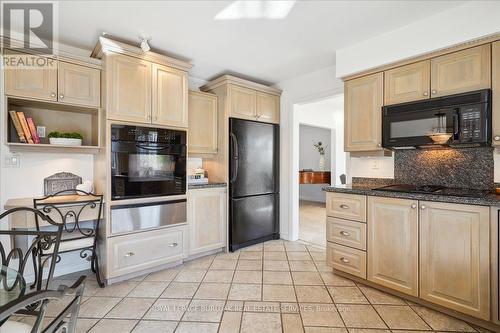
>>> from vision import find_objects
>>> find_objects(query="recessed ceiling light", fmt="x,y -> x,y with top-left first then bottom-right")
215,0 -> 296,20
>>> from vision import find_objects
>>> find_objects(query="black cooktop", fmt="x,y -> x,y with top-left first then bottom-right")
373,184 -> 491,198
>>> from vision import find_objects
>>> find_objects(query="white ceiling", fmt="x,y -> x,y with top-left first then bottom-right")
57,1 -> 464,84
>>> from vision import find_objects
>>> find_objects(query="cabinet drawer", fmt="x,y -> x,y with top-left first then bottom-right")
326,192 -> 366,222
327,217 -> 366,250
108,226 -> 185,278
327,242 -> 366,279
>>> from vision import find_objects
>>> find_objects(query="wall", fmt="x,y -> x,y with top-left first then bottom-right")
299,124 -> 331,203
336,1 -> 500,78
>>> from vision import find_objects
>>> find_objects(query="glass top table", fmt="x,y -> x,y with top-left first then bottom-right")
0,265 -> 26,308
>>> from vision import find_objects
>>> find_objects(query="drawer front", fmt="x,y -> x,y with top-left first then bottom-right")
327,217 -> 366,250
108,226 -> 185,278
326,192 -> 366,222
327,242 -> 366,279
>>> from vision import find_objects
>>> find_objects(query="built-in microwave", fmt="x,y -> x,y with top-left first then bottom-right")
382,89 -> 491,149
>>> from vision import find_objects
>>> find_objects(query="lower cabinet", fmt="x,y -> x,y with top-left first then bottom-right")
367,196 -> 419,296
188,187 -> 227,255
327,242 -> 366,279
419,201 -> 490,320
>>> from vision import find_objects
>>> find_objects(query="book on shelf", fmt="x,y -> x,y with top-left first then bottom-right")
8,110 -> 27,143
26,118 -> 40,144
16,112 -> 34,144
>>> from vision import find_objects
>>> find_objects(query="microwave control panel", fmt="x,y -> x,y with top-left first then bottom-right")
460,106 -> 482,141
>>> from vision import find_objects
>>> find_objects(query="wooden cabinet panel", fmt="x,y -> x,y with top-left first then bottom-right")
106,54 -> 151,123
493,41 -> 500,146
327,217 -> 366,250
188,91 -> 218,154
419,201 -> 490,320
326,192 -> 366,222
152,64 -> 188,128
256,92 -> 279,123
430,44 -> 491,97
367,196 -> 418,296
4,53 -> 57,102
58,61 -> 100,107
229,85 -> 256,120
384,60 -> 430,105
327,242 -> 366,279
188,188 -> 226,255
344,73 -> 383,151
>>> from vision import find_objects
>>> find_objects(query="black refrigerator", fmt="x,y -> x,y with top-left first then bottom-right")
229,118 -> 279,251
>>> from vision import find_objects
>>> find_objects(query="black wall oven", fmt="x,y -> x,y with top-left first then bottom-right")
111,125 -> 186,200
382,89 -> 491,149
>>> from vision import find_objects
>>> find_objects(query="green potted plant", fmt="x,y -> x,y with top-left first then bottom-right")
48,131 -> 83,146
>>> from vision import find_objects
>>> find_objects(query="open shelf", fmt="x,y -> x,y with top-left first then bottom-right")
4,96 -> 102,154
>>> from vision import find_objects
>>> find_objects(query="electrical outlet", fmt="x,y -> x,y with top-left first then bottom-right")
4,153 -> 20,168
371,160 -> 380,170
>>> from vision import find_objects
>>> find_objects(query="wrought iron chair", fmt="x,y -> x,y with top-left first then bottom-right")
33,190 -> 104,287
0,275 -> 86,333
0,207 -> 63,292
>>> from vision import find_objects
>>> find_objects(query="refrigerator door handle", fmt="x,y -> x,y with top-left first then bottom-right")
230,132 -> 239,183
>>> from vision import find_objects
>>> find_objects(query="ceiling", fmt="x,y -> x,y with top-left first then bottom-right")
56,1 -> 464,84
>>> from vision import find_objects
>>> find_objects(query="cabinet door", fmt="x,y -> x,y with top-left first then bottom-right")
58,61 -> 100,107
493,41 -> 500,146
420,201 -> 490,320
4,53 -> 57,101
256,92 -> 280,123
188,188 -> 226,255
367,196 -> 418,296
430,44 -> 491,97
344,73 -> 383,151
106,54 -> 151,123
384,60 -> 430,105
152,64 -> 188,128
229,85 -> 257,120
188,91 -> 218,154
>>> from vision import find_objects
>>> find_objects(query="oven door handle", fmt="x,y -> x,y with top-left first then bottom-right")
230,133 -> 239,183
135,144 -> 170,151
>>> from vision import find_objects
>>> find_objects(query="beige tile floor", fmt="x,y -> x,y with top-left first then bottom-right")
9,239 -> 494,333
299,200 -> 326,246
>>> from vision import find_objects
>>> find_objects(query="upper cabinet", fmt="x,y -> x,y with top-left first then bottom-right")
152,64 -> 188,128
58,61 -> 100,108
256,92 -> 280,123
4,51 -> 100,108
430,44 -> 491,97
384,60 -> 430,105
229,85 -> 257,121
188,91 -> 218,154
344,72 -> 383,152
493,41 -> 500,145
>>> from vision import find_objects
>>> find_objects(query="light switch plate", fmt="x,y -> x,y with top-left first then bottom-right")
4,153 -> 20,168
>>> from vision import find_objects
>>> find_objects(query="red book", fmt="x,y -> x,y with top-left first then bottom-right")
26,118 -> 40,144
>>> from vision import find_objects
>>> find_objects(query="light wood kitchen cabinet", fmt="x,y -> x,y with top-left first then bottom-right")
58,61 -> 100,107
256,92 -> 280,123
106,53 -> 152,123
384,60 -> 430,105
493,41 -> 500,145
326,192 -> 367,222
430,44 -> 491,98
188,91 -> 218,154
344,72 -> 383,152
229,85 -> 257,121
152,64 -> 188,127
419,201 -> 490,320
4,53 -> 58,102
327,217 -> 366,250
367,196 -> 419,296
188,187 -> 226,255
327,242 -> 366,279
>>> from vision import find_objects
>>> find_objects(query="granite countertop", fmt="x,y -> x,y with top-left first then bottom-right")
188,182 -> 227,190
323,183 -> 500,207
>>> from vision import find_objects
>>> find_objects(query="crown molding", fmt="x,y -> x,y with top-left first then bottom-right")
201,74 -> 282,95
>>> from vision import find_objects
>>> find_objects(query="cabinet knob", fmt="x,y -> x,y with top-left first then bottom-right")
50,92 -> 56,98
339,204 -> 350,209
169,242 -> 178,247
431,90 -> 437,95
421,205 -> 426,210
124,252 -> 135,257
147,115 -> 151,121
423,91 -> 429,96
411,204 -> 417,209
340,257 -> 350,264
339,230 -> 351,237
494,136 -> 500,141
377,143 -> 381,148
59,94 -> 64,99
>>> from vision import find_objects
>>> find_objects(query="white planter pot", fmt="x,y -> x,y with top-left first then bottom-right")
49,138 -> 82,146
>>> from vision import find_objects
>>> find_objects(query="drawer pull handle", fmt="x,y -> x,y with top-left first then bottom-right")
340,257 -> 350,264
339,231 -> 351,236
124,252 -> 135,257
339,204 -> 349,209
169,242 -> 178,247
